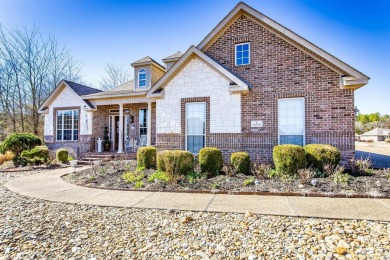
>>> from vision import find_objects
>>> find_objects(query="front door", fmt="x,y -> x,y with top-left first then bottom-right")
109,114 -> 130,151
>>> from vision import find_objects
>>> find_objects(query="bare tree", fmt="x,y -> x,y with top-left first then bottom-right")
0,25 -> 82,136
98,63 -> 132,90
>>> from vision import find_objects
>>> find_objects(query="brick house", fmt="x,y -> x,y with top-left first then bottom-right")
38,2 -> 369,163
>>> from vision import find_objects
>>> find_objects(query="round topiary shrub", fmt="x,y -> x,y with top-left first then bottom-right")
304,144 -> 340,171
21,146 -> 50,165
157,150 -> 169,172
137,146 -> 157,169
1,133 -> 42,157
164,150 -> 194,182
230,152 -> 250,175
273,144 -> 306,176
199,147 -> 223,175
56,149 -> 69,163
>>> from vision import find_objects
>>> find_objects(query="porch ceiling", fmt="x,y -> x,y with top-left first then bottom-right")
89,96 -> 153,106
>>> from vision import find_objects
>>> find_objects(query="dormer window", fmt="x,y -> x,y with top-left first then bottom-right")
139,68 -> 147,88
235,42 -> 250,66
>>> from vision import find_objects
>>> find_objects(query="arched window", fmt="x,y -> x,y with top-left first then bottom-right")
139,68 -> 146,88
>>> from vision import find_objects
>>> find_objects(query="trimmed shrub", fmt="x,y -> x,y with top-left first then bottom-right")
164,150 -> 194,182
56,149 -> 69,163
304,144 -> 340,171
230,152 -> 250,175
1,133 -> 42,157
21,146 -> 50,165
199,147 -> 223,175
273,144 -> 306,176
137,146 -> 156,169
157,150 -> 169,172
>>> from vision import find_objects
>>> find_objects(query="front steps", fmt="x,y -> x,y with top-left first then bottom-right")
78,152 -> 136,165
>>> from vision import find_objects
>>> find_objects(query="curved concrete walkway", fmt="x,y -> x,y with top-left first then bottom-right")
4,167 -> 390,221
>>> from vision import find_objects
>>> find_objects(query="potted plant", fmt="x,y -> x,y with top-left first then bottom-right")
103,126 -> 111,151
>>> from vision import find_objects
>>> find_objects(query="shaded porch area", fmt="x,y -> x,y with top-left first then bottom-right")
90,100 -> 156,154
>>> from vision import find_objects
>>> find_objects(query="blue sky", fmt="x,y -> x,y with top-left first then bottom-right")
0,0 -> 389,114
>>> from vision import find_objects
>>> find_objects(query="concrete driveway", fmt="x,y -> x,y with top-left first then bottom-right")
355,141 -> 390,168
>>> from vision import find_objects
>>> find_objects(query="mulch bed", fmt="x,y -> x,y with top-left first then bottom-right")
62,160 -> 390,198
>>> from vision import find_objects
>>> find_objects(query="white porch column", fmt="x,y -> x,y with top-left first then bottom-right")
117,103 -> 124,153
147,101 -> 152,146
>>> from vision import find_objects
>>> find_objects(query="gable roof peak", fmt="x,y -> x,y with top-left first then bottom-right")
63,80 -> 102,96
131,56 -> 165,70
147,45 -> 250,98
38,80 -> 102,112
197,1 -> 369,89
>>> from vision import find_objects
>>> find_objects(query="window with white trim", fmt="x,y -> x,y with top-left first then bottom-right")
235,42 -> 250,66
278,98 -> 305,146
56,109 -> 79,141
139,108 -> 148,137
138,68 -> 146,88
186,102 -> 206,154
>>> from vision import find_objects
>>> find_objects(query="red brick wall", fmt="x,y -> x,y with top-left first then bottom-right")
92,103 -> 156,150
204,14 -> 355,164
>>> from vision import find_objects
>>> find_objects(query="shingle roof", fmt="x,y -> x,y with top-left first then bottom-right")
162,51 -> 183,62
361,128 -> 390,136
64,80 -> 102,96
131,56 -> 165,70
82,79 -> 147,98
132,56 -> 154,64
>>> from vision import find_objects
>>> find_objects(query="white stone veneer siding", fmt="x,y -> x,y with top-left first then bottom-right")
44,86 -> 92,136
156,57 -> 241,134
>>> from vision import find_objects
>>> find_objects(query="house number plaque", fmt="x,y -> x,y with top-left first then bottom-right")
251,120 -> 263,127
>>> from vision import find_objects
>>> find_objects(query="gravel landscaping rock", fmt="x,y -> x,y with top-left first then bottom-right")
1,170 -> 390,259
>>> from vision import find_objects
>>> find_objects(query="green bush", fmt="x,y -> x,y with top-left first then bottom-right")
199,147 -> 223,175
157,150 -> 169,172
56,149 -> 69,163
0,143 -> 5,154
273,144 -> 306,176
137,146 -> 156,169
243,177 -> 255,187
123,170 -> 144,183
134,181 -> 144,189
304,144 -> 340,171
164,150 -> 194,182
1,133 -> 42,157
148,170 -> 169,183
21,146 -> 50,165
230,152 -> 250,175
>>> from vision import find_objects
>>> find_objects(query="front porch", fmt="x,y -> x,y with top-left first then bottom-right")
89,98 -> 156,154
